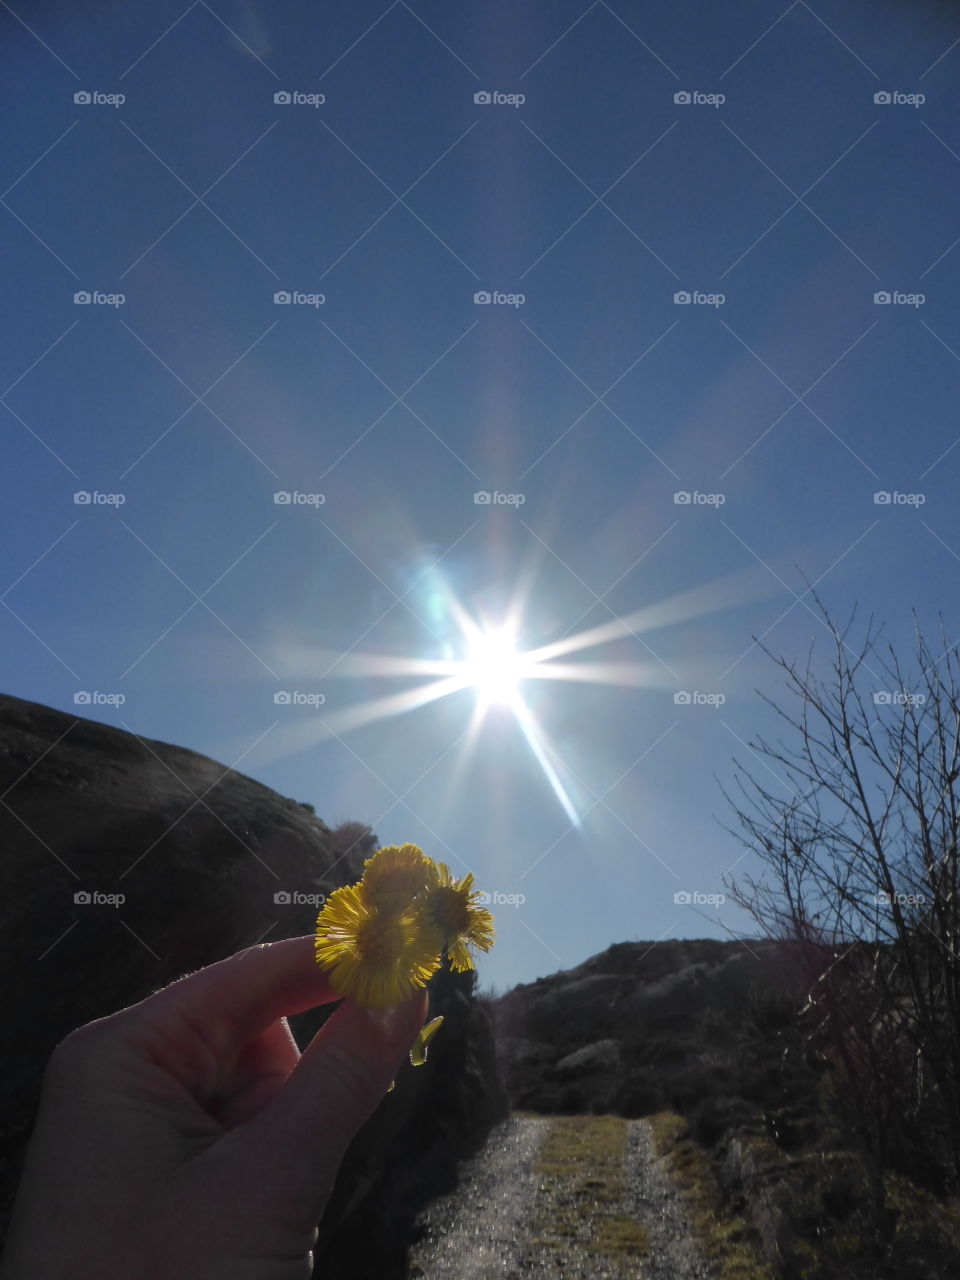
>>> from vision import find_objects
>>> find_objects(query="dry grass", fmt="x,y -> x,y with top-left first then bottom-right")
527,1114 -> 650,1264
648,1111 -> 772,1280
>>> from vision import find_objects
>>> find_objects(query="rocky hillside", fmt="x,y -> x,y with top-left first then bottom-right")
489,938 -> 799,1116
0,692 -> 507,1279
484,940 -> 960,1279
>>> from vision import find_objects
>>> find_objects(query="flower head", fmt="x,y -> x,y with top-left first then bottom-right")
417,861 -> 496,972
314,882 -> 441,1009
315,843 -> 496,1011
360,842 -> 432,915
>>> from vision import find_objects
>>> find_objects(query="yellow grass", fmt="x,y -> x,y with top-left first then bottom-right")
528,1115 -> 650,1264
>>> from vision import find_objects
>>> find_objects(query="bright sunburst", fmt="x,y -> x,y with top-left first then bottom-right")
462,624 -> 525,708
263,562 -> 779,825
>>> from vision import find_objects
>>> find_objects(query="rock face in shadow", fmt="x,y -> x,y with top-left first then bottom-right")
489,938 -> 805,1116
0,692 -> 507,1277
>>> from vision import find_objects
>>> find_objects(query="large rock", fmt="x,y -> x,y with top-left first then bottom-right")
555,1038 -> 621,1078
0,692 -> 507,1278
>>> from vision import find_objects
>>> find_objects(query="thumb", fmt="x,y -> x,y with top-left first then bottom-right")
218,988 -> 428,1228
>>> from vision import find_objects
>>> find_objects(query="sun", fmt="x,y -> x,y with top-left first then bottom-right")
262,567 -> 769,826
464,625 -> 525,707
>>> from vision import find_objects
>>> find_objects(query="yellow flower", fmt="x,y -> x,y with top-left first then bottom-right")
314,883 -> 441,1009
417,861 -> 496,972
315,842 -> 496,1016
360,842 -> 432,915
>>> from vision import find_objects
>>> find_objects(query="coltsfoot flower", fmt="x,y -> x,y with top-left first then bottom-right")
314,882 -> 441,1010
416,861 -> 496,972
359,842 -> 432,915
314,844 -> 495,1014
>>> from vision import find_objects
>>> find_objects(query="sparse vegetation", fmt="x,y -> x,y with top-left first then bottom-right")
648,1111 -> 771,1280
725,594 -> 960,1196
527,1115 -> 649,1267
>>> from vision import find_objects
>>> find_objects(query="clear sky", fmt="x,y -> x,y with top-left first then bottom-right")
3,0 -> 960,992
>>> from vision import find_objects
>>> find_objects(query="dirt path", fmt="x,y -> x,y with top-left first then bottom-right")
407,1113 -> 711,1279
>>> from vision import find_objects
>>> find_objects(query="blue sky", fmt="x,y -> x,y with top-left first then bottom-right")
3,0 -> 960,992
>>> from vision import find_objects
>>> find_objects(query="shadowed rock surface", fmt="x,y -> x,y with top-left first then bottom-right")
0,692 -> 507,1278
490,937 -> 799,1116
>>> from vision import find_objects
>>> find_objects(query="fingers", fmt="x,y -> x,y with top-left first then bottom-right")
42,934 -> 430,1255
212,1017 -> 301,1129
219,987 -> 428,1225
124,936 -> 341,1058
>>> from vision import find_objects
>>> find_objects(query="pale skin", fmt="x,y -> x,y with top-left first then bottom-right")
0,936 -> 428,1280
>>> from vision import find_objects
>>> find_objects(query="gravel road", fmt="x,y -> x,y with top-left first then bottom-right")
407,1114 -> 711,1279
625,1120 -> 712,1280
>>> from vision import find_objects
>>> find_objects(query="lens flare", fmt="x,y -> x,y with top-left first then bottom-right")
464,625 -> 525,706
254,564 -> 782,824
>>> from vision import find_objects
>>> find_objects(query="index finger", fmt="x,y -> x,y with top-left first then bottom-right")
125,936 -> 341,1056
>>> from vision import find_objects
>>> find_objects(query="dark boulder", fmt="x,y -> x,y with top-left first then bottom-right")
0,692 -> 507,1277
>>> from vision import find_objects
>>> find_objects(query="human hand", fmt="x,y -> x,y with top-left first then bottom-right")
0,936 -> 428,1280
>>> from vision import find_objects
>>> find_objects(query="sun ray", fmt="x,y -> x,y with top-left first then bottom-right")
249,674 -> 477,768
278,646 -> 466,680
517,660 -> 674,687
510,695 -> 580,827
260,567 -> 770,820
314,674 -> 473,739
522,565 -> 781,666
